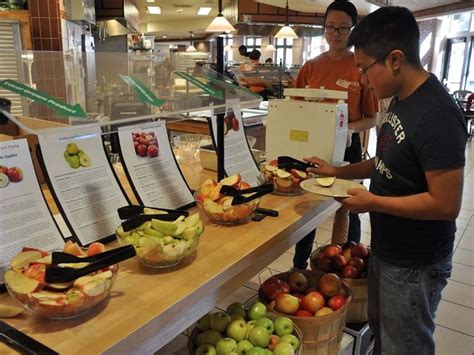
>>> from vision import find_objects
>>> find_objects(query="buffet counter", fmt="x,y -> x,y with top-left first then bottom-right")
0,158 -> 340,354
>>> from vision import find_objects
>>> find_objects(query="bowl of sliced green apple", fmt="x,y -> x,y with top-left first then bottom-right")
116,208 -> 204,268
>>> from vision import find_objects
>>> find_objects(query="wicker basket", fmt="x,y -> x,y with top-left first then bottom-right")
258,270 -> 352,354
188,312 -> 305,354
310,248 -> 369,323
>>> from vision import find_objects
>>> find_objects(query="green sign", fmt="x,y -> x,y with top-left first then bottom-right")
175,72 -> 224,100
119,75 -> 166,108
207,77 -> 261,97
0,79 -> 87,118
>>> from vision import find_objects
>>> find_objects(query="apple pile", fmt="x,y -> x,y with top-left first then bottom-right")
261,272 -> 349,318
193,301 -> 301,355
311,242 -> 370,279
132,131 -> 159,158
223,113 -> 239,135
260,160 -> 308,195
195,174 -> 260,225
0,165 -> 23,188
64,142 -> 91,169
4,241 -> 117,319
116,208 -> 204,268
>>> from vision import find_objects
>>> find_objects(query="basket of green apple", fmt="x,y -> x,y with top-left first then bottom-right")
310,242 -> 370,323
195,175 -> 261,225
258,270 -> 352,355
4,241 -> 118,320
189,300 -> 304,355
116,208 -> 204,268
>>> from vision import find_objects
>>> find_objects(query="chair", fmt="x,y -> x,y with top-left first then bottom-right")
452,90 -> 472,100
455,98 -> 473,141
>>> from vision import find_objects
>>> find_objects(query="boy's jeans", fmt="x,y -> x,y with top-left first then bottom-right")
368,252 -> 452,355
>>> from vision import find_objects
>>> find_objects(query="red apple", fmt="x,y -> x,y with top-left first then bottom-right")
275,293 -> 299,315
315,254 -> 332,272
231,117 -> 239,131
328,295 -> 346,311
332,254 -> 347,271
342,248 -> 352,263
136,144 -> 148,157
318,273 -> 342,297
294,309 -> 313,318
147,145 -> 159,158
342,265 -> 360,279
148,139 -> 158,146
0,165 -> 8,174
324,244 -> 342,258
138,137 -> 147,145
7,167 -> 23,182
288,272 -> 308,294
302,291 -> 325,314
262,277 -> 289,301
343,241 -> 357,250
147,131 -> 155,137
352,244 -> 369,258
349,257 -> 365,272
237,181 -> 251,190
268,335 -> 281,351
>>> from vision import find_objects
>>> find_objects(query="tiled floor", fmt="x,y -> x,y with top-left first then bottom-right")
157,137 -> 474,354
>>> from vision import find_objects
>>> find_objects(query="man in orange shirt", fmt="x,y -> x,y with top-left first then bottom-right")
293,0 -> 378,270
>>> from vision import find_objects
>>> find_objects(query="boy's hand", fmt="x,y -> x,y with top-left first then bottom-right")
336,188 -> 375,213
303,156 -> 338,176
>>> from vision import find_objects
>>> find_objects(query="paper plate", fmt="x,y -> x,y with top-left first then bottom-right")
300,178 -> 366,198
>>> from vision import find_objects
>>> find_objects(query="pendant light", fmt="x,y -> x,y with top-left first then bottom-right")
186,31 -> 197,52
274,0 -> 298,39
265,37 -> 276,51
205,0 -> 236,33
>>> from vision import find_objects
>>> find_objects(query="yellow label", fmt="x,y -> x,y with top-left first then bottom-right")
289,129 -> 308,142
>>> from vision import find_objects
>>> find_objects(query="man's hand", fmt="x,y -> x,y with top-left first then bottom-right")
303,156 -> 338,176
336,188 -> 375,214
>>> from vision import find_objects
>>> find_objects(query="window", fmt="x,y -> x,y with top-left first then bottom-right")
245,37 -> 261,52
450,12 -> 471,33
275,38 -> 293,66
225,36 -> 233,63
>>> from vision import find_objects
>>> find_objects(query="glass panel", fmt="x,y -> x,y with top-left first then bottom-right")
446,40 -> 466,92
286,38 -> 293,46
276,48 -> 284,65
450,12 -> 470,33
285,50 -> 293,66
247,38 -> 254,46
256,38 -> 262,46
465,39 -> 474,92
276,38 -> 285,45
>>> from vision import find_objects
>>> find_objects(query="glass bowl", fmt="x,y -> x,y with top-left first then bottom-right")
172,134 -> 210,161
260,163 -> 308,196
5,248 -> 118,320
194,188 -> 261,225
116,213 -> 204,268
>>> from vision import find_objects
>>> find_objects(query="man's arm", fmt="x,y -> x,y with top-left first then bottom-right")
348,116 -> 376,133
305,157 -> 374,180
343,167 -> 464,220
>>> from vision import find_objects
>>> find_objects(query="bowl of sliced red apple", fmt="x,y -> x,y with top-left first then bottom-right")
260,160 -> 309,195
195,174 -> 261,225
4,242 -> 118,320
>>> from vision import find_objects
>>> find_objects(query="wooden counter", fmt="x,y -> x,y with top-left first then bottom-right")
0,160 -> 340,354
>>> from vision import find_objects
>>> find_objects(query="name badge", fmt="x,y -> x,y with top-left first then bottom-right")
336,79 -> 350,89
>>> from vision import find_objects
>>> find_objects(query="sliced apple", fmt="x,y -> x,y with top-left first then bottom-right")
143,207 -> 167,215
93,270 -> 113,280
82,280 -> 107,297
35,255 -> 52,265
63,241 -> 86,257
265,164 -> 278,173
184,213 -> 200,228
30,291 -> 67,300
58,262 -> 89,269
171,221 -> 186,237
276,169 -> 291,179
201,178 -> 217,189
316,176 -> 336,187
291,169 -> 308,180
182,226 -> 198,241
5,270 -> 39,294
220,174 -> 241,186
151,219 -> 178,235
0,304 -> 24,318
208,184 -> 222,201
116,226 -> 131,239
144,227 -> 164,238
73,275 -> 95,287
47,282 -> 73,290
10,251 -> 43,271
275,176 -> 293,188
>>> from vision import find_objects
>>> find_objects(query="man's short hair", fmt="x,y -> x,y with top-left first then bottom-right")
249,49 -> 261,61
238,45 -> 248,57
348,6 -> 421,67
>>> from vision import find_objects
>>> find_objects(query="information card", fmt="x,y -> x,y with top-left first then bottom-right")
211,105 -> 260,186
117,121 -> 194,209
38,126 -> 129,245
0,139 -> 63,283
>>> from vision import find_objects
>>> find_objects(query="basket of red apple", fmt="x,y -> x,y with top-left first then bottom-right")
195,175 -> 261,225
4,241 -> 118,320
310,242 -> 370,323
260,160 -> 309,195
258,270 -> 352,355
188,300 -> 304,355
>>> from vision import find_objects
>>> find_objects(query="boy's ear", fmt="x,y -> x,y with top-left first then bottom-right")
387,50 -> 405,72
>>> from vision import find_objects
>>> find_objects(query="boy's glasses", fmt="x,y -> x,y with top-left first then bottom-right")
324,26 -> 351,35
358,55 -> 388,76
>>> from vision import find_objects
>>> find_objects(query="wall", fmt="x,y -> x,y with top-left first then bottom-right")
28,0 -> 62,50
418,19 -> 437,72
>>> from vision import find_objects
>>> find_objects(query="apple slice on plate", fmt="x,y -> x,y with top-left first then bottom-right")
315,177 -> 336,187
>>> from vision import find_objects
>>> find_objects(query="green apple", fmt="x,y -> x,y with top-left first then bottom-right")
264,350 -> 272,355
69,154 -> 80,169
185,212 -> 200,227
182,226 -> 198,240
226,302 -> 246,319
226,320 -> 248,342
151,218 -> 178,235
236,339 -> 253,354
197,313 -> 211,331
273,317 -> 294,337
230,313 -> 245,322
197,329 -> 222,347
248,301 -> 267,321
196,344 -> 217,355
247,326 -> 270,348
246,347 -> 266,355
79,153 -> 91,167
143,227 -> 164,238
216,338 -> 237,354
280,334 -> 299,351
246,320 -> 257,333
66,142 -> 79,155
210,312 -> 232,333
273,342 -> 294,355
255,317 -> 274,335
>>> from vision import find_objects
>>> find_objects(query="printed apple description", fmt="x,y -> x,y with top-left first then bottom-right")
211,106 -> 260,186
38,126 -> 129,245
0,139 -> 64,283
118,121 -> 194,209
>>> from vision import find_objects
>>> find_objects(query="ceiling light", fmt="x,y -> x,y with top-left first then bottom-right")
198,7 -> 212,15
176,9 -> 183,13
205,0 -> 236,33
147,6 -> 161,14
146,0 -> 155,2
265,44 -> 276,51
186,45 -> 197,52
224,45 -> 232,51
163,35 -> 167,39
274,0 -> 298,39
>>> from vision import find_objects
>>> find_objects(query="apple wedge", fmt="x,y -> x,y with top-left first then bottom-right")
291,169 -> 308,180
265,164 -> 278,173
208,185 -> 222,201
0,304 -> 24,318
220,174 -> 241,186
276,169 -> 292,179
275,177 -> 293,188
5,270 -> 40,294
316,176 -> 336,187
57,262 -> 90,269
143,207 -> 167,215
10,251 -> 43,271
151,218 -> 178,235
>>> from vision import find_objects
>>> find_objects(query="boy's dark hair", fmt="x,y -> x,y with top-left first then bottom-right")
249,49 -> 261,61
348,6 -> 421,67
238,45 -> 248,57
324,0 -> 358,27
